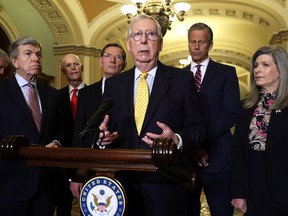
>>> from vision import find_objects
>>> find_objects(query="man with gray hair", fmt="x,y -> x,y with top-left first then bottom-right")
95,14 -> 205,216
0,36 -> 62,216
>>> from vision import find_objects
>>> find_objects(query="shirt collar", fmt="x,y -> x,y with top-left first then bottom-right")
190,58 -> 210,71
69,82 -> 85,93
15,73 -> 37,88
134,66 -> 157,81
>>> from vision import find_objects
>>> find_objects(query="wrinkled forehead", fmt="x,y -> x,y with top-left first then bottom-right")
104,46 -> 122,54
131,18 -> 157,32
18,44 -> 41,52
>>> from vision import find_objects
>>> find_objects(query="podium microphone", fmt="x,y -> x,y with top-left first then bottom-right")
78,98 -> 113,138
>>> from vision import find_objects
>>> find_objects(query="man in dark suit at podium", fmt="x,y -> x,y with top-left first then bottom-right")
0,37 -> 62,216
97,14 -> 206,216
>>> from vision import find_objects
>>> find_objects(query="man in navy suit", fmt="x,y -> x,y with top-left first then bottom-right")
98,14 -> 206,216
72,43 -> 126,149
0,37 -> 62,216
185,23 -> 240,216
57,54 -> 85,215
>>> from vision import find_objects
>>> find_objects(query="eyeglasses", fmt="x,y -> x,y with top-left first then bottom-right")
189,40 -> 209,46
129,31 -> 159,41
102,53 -> 123,61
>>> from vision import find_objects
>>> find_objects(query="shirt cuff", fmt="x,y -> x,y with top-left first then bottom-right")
52,140 -> 61,147
175,133 -> 183,150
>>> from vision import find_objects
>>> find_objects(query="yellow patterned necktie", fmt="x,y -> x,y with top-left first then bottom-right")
135,72 -> 149,135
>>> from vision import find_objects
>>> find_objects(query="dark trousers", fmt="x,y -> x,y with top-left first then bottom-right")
187,169 -> 233,216
0,186 -> 54,216
124,181 -> 188,216
53,169 -> 74,216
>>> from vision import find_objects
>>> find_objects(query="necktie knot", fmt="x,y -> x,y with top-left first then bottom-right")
141,72 -> 148,79
72,88 -> 78,94
28,82 -> 34,89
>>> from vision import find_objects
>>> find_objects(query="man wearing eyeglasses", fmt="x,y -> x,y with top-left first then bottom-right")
93,14 -> 206,216
72,43 -> 126,150
69,43 -> 127,200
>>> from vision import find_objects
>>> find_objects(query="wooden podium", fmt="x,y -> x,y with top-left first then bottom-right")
0,135 -> 194,215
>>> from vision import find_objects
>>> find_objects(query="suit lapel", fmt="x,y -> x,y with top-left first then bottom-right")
267,108 -> 288,144
64,86 -> 73,119
119,69 -> 135,119
38,83 -> 47,133
141,62 -> 171,133
200,59 -> 216,91
8,76 -> 39,132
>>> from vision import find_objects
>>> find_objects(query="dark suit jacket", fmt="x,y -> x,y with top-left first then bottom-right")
104,61 -> 205,159
231,106 -> 288,203
185,59 -> 240,173
103,62 -> 206,214
59,86 -> 74,147
59,84 -> 86,147
73,80 -> 103,148
0,75 -> 62,204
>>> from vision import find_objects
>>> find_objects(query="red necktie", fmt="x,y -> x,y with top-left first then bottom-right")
70,88 -> 78,120
195,65 -> 202,92
28,82 -> 42,132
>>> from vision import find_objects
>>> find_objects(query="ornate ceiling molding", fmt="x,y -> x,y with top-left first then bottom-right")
273,0 -> 286,7
29,0 -> 69,38
0,11 -> 19,41
270,29 -> 288,45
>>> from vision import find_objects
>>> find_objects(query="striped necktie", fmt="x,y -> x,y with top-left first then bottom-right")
195,65 -> 202,92
28,82 -> 42,132
135,72 -> 149,135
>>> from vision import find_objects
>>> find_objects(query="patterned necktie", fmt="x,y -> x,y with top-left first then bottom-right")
135,72 -> 149,135
28,82 -> 42,132
70,88 -> 78,120
195,65 -> 202,92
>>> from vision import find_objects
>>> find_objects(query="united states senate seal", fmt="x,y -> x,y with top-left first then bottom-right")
80,176 -> 126,216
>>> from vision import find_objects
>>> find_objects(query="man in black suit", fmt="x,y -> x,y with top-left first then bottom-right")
98,14 -> 206,216
72,43 -> 126,149
57,54 -> 85,215
70,43 -> 126,197
185,23 -> 240,216
0,36 -> 62,216
59,54 -> 85,148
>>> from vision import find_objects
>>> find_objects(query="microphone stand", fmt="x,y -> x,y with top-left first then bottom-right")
91,129 -> 100,149
78,127 -> 105,149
